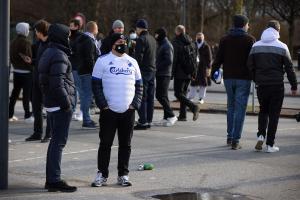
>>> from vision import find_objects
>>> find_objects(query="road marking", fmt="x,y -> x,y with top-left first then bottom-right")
9,146 -> 118,163
175,135 -> 206,140
277,128 -> 300,131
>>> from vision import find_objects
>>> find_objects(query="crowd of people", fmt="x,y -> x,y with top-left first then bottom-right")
8,14 -> 298,192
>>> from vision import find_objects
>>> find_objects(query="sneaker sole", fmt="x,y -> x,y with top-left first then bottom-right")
48,188 -> 77,192
91,182 -> 107,187
82,127 -> 97,130
255,141 -> 263,151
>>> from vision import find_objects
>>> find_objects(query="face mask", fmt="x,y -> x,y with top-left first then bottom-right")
70,29 -> 78,36
197,39 -> 202,43
115,44 -> 126,54
129,33 -> 137,40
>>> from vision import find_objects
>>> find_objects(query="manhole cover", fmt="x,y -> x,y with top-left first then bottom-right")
152,192 -> 251,200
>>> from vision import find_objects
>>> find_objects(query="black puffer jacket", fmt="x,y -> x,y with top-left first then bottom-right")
156,37 -> 173,77
134,31 -> 157,73
38,24 -> 75,110
172,33 -> 195,79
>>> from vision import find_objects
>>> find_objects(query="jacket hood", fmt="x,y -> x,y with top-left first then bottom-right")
48,24 -> 70,48
261,27 -> 279,43
176,33 -> 191,45
16,22 -> 30,37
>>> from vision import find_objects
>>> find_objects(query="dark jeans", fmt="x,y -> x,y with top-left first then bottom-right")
97,109 -> 135,178
156,76 -> 174,119
46,109 -> 72,183
137,72 -> 155,124
174,78 -> 197,118
9,72 -> 32,118
257,84 -> 284,146
32,81 -> 51,137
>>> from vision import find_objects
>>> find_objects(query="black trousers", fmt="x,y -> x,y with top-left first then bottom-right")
257,84 -> 284,146
156,76 -> 175,119
97,109 -> 135,178
9,72 -> 32,118
32,80 -> 51,137
174,78 -> 197,118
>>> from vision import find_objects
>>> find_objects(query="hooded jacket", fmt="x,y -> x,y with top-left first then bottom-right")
38,24 -> 76,110
156,37 -> 174,77
172,33 -> 195,79
247,28 -> 297,90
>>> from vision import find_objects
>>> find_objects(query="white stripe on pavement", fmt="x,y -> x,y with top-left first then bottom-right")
176,135 -> 206,140
9,146 -> 118,163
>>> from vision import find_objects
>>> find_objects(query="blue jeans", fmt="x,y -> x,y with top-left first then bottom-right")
79,74 -> 92,123
46,109 -> 72,183
72,70 -> 82,112
224,79 -> 251,143
137,72 -> 155,124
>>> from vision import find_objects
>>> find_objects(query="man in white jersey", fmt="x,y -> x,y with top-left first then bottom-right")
91,33 -> 143,187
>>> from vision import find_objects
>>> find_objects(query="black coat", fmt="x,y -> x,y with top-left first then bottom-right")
134,31 -> 157,73
156,37 -> 173,77
69,30 -> 84,71
77,34 -> 98,75
191,41 -> 212,86
172,33 -> 195,80
38,42 -> 75,110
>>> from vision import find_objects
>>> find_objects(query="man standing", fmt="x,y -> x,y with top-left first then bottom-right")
212,15 -> 255,150
248,20 -> 297,153
134,19 -> 157,130
172,25 -> 199,122
188,32 -> 212,104
77,21 -> 100,129
69,19 -> 84,121
39,24 -> 77,192
91,33 -> 143,187
100,19 -> 125,55
154,28 -> 177,126
25,19 -> 52,142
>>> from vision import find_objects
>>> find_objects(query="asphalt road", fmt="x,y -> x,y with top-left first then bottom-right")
2,104 -> 300,200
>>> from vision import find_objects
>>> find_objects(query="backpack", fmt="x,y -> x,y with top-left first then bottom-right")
180,43 -> 197,75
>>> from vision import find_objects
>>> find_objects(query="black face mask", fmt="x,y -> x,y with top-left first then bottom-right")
70,29 -> 78,36
197,39 -> 202,43
115,44 -> 126,54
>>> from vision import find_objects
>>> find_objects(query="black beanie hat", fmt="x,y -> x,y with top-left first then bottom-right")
110,33 -> 125,47
136,19 -> 148,29
233,15 -> 249,28
155,27 -> 167,41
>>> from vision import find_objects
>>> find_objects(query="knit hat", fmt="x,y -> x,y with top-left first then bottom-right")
110,33 -> 126,47
16,22 -> 30,37
155,27 -> 167,41
267,20 -> 280,31
233,15 -> 249,28
112,20 -> 124,29
136,19 -> 148,29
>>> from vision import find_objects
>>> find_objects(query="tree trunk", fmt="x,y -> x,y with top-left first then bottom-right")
288,21 -> 295,57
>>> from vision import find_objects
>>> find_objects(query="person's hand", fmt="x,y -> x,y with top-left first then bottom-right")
19,53 -> 32,64
206,68 -> 211,77
129,105 -> 135,110
291,90 -> 297,96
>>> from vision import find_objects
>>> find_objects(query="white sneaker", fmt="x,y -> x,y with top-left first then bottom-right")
166,116 -> 178,126
117,175 -> 132,187
198,99 -> 204,104
255,135 -> 265,151
266,145 -> 279,153
24,116 -> 34,123
73,112 -> 83,121
91,171 -> 107,187
9,116 -> 18,122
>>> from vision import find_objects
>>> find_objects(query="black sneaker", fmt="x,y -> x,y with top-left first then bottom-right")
177,117 -> 187,121
25,134 -> 41,141
192,105 -> 200,121
47,180 -> 77,192
41,136 -> 51,143
227,138 -> 232,146
82,121 -> 97,129
44,182 -> 49,189
134,123 -> 149,130
232,142 -> 242,150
